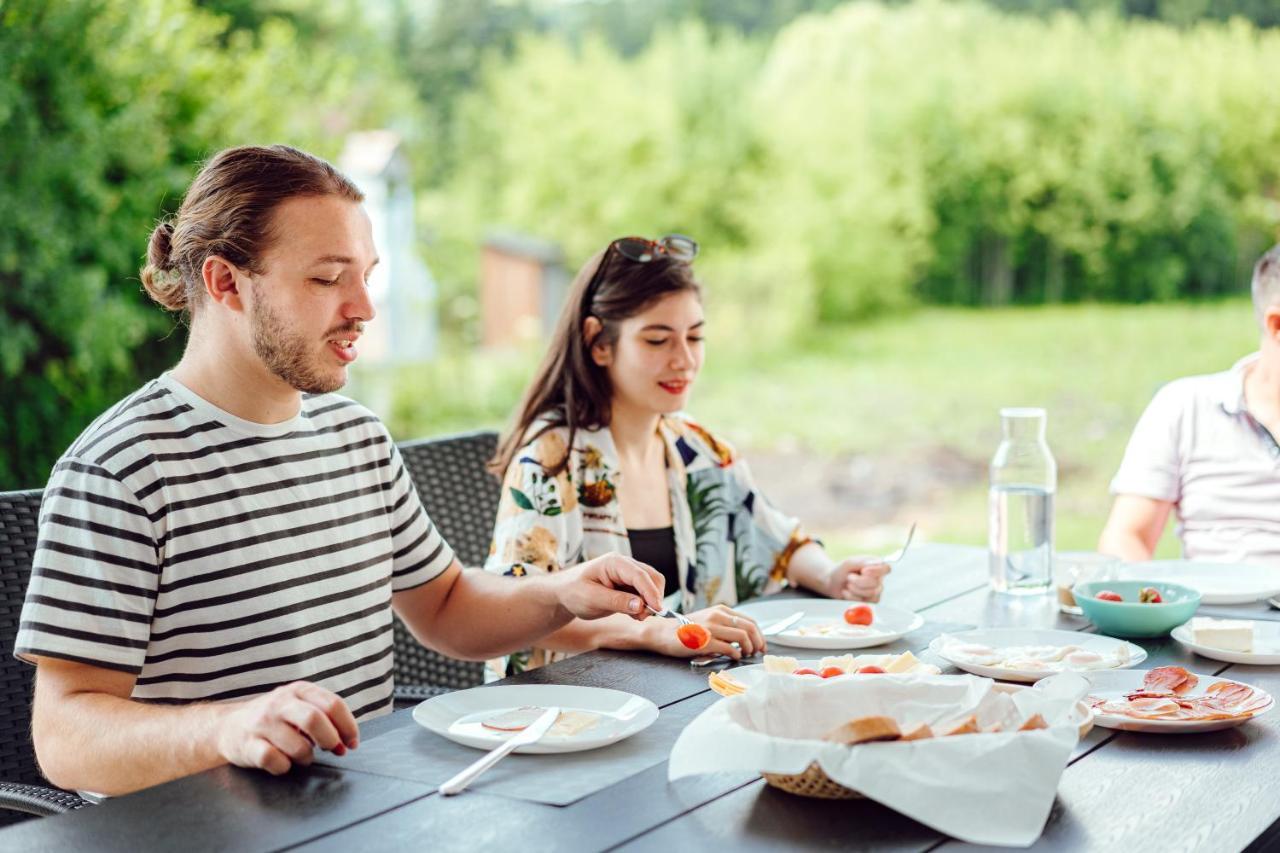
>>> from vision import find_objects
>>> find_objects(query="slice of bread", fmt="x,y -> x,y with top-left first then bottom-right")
941,714 -> 980,736
900,722 -> 934,741
1018,713 -> 1048,731
823,715 -> 902,745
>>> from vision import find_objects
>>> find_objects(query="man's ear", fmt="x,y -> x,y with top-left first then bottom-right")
1266,307 -> 1280,343
202,255 -> 247,312
583,316 -> 610,367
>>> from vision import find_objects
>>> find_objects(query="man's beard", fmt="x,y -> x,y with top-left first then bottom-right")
250,294 -> 345,395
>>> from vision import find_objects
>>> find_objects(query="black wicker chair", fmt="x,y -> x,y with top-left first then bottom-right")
0,490 -> 93,822
392,430 -> 502,703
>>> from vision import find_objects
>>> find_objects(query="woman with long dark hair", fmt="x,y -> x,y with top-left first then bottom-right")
484,235 -> 889,676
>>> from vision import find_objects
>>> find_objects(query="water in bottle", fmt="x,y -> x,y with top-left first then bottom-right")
988,408 -> 1056,595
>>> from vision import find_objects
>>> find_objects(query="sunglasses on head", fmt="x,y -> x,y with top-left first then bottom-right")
611,234 -> 698,264
583,234 -> 699,305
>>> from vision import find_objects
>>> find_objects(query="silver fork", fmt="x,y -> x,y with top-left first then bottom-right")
646,604 -> 693,625
882,522 -> 917,564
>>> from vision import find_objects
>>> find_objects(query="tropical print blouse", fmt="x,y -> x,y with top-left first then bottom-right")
484,413 -> 812,679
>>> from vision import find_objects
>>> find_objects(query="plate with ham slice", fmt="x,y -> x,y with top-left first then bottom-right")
1059,666 -> 1274,733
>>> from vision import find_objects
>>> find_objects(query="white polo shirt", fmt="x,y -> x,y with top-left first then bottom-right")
1111,353 -> 1280,565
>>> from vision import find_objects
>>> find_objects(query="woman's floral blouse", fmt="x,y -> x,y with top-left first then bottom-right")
484,414 -> 812,679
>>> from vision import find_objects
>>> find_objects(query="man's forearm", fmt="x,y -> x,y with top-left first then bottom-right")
1098,527 -> 1155,562
34,691 -> 227,796
424,569 -> 577,660
536,613 -> 653,654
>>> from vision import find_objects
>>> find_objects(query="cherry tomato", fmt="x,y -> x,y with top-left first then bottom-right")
856,665 -> 886,674
676,623 -> 711,650
792,668 -> 821,676
844,605 -> 874,626
1095,590 -> 1124,602
819,666 -> 846,678
1139,586 -> 1163,604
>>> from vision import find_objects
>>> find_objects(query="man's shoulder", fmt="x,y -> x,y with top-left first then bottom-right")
1149,367 -> 1236,411
60,378 -> 185,469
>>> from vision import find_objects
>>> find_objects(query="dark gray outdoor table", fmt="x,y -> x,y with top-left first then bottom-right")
3,542 -> 1279,852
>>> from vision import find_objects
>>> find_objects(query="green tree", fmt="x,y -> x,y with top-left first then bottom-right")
0,0 -> 418,489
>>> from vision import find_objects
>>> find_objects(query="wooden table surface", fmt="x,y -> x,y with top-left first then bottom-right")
2,543 -> 1277,853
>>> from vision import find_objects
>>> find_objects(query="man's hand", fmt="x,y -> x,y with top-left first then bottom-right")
215,681 -> 359,775
822,557 -> 891,601
548,552 -> 666,621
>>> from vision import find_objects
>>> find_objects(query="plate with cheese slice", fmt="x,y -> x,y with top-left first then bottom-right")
1172,617 -> 1280,665
413,684 -> 659,753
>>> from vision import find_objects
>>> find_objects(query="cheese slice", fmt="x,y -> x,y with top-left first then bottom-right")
550,710 -> 601,737
884,651 -> 921,674
1191,617 -> 1254,653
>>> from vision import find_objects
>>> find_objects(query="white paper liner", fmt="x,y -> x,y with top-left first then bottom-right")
669,673 -> 1086,847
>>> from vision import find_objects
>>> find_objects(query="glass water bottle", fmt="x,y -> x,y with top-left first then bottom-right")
988,407 -> 1056,594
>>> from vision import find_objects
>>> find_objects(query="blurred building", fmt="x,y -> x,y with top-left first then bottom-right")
480,230 -> 568,349
339,131 -> 438,363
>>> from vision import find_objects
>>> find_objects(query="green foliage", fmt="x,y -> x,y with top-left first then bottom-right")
431,2 -> 1280,329
0,0 -> 418,489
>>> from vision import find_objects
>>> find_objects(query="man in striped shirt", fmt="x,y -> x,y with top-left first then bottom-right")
15,145 -> 665,797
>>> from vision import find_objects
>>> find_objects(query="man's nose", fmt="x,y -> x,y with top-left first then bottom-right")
347,280 -> 376,322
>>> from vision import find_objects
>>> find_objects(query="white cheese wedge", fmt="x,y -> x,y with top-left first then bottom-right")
762,655 -> 800,674
884,651 -> 920,674
1191,617 -> 1254,652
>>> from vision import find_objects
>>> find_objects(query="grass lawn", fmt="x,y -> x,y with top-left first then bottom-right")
374,297 -> 1259,560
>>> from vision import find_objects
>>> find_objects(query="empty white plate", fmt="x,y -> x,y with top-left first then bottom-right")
733,598 -> 923,650
1117,560 -> 1280,605
413,684 -> 658,753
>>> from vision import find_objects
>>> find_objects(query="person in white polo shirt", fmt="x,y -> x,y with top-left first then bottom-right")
14,145 -> 666,797
1099,245 -> 1280,564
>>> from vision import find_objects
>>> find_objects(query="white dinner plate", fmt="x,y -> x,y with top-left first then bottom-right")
733,598 -> 923,650
928,628 -> 1146,683
1065,669 -> 1274,733
1116,560 -> 1280,605
1171,619 -> 1280,665
413,684 -> 658,753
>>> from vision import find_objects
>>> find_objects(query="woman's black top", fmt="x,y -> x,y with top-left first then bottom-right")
627,526 -> 680,594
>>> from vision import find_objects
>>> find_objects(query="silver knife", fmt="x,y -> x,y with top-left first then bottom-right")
689,611 -> 805,667
437,706 -> 560,796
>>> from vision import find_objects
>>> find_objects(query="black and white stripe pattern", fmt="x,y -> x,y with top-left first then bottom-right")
16,374 -> 454,720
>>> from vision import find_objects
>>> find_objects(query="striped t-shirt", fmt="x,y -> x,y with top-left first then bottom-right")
15,373 -> 455,721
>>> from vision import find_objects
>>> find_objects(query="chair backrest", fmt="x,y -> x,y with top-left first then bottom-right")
392,430 -> 502,691
0,490 -> 47,786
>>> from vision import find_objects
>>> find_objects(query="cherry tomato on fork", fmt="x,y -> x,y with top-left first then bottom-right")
676,623 -> 711,650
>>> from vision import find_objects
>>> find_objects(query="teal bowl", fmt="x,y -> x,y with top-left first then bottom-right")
1074,580 -> 1201,638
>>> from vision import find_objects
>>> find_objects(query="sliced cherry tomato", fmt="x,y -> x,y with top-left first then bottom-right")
676,623 -> 711,650
856,665 -> 886,674
792,668 -> 821,676
1095,590 -> 1124,602
844,604 -> 874,626
819,666 -> 846,678
1139,586 -> 1163,604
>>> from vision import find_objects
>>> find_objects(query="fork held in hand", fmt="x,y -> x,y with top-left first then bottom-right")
882,522 -> 917,564
646,604 -> 693,626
